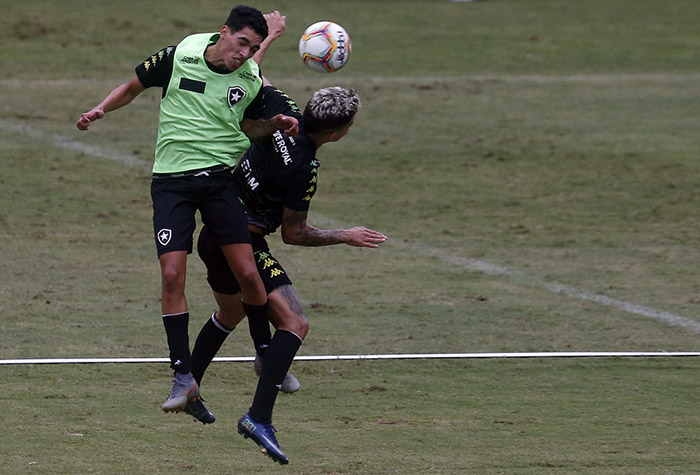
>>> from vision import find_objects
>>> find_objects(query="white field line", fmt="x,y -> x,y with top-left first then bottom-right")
0,118 -> 152,171
391,238 -> 700,333
3,117 -> 700,334
1,352 -> 699,365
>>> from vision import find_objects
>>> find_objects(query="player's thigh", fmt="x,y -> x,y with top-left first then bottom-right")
150,178 -> 201,255
221,243 -> 266,306
198,176 -> 251,246
197,226 -> 243,295
221,242 -> 259,279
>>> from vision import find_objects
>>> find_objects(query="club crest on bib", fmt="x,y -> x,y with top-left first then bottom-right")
227,86 -> 246,106
157,228 -> 172,246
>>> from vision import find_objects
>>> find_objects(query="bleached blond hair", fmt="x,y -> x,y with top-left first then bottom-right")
303,87 -> 361,135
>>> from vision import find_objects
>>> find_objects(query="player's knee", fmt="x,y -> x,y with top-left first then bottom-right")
160,267 -> 185,296
295,316 -> 309,339
286,312 -> 309,339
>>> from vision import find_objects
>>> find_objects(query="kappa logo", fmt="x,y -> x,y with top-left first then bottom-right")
227,86 -> 246,106
157,228 -> 172,246
262,258 -> 276,270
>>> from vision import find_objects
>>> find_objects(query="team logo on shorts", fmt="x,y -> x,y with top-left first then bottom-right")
157,229 -> 172,246
227,86 -> 246,106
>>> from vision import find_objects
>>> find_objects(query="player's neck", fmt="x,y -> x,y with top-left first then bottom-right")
309,134 -> 328,149
310,129 -> 341,149
204,44 -> 224,69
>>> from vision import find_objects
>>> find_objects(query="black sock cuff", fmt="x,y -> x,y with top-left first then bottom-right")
275,329 -> 304,346
162,311 -> 189,319
211,312 -> 233,333
241,300 -> 269,318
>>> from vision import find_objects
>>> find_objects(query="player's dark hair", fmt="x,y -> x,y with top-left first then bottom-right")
303,87 -> 361,135
225,5 -> 268,39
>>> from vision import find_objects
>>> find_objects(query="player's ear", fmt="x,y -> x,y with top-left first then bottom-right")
220,25 -> 230,38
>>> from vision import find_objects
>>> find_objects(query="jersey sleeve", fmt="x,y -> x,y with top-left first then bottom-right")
243,87 -> 265,120
243,85 -> 302,121
135,45 -> 176,89
262,86 -> 303,120
282,159 -> 319,211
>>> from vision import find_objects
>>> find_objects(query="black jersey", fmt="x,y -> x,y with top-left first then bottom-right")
134,44 -> 265,119
233,86 -> 318,235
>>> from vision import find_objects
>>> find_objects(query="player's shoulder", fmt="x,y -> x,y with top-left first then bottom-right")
288,129 -> 317,163
142,45 -> 176,70
262,86 -> 302,119
135,45 -> 177,88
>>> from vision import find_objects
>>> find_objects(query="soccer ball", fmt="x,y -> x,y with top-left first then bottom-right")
298,21 -> 351,73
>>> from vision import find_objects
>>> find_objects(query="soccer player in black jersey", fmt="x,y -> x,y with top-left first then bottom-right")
189,80 -> 386,464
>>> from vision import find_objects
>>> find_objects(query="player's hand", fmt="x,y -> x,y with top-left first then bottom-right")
264,10 -> 286,40
344,227 -> 387,248
76,109 -> 104,131
272,114 -> 299,136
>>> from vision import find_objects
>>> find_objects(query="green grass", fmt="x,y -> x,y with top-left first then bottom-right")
2,359 -> 699,474
1,0 -> 699,472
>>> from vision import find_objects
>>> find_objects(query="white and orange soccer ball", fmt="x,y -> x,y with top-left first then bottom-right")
298,21 -> 351,73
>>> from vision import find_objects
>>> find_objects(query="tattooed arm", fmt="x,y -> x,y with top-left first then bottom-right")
280,207 -> 386,248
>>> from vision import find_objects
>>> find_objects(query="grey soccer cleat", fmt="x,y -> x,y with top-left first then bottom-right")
280,373 -> 300,394
254,354 -> 301,394
183,396 -> 215,424
161,371 -> 200,413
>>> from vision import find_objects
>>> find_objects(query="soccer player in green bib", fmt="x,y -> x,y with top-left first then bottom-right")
77,5 -> 297,423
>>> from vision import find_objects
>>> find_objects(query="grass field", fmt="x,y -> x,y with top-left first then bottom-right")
1,0 -> 699,473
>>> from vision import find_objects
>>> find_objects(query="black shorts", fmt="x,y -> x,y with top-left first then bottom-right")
197,225 -> 292,295
150,170 -> 251,256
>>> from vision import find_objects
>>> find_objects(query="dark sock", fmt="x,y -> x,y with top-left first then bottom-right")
248,330 -> 303,424
162,312 -> 191,374
242,301 -> 272,356
191,312 -> 233,386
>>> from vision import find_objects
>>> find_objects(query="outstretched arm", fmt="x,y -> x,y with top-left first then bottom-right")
76,76 -> 145,130
280,207 -> 387,248
241,113 -> 299,140
253,10 -> 286,65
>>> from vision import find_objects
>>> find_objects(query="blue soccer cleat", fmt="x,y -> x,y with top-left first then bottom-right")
237,413 -> 289,465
